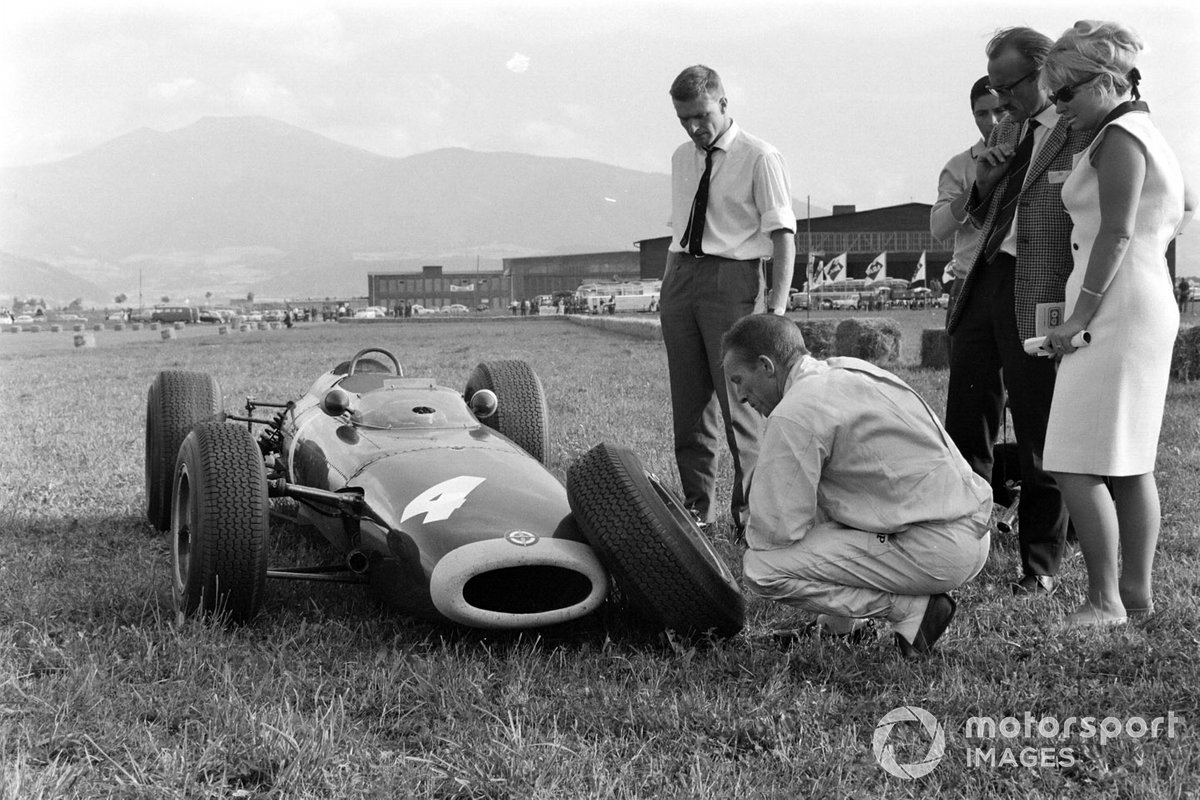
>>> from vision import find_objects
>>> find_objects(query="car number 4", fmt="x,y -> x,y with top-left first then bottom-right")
401,476 -> 486,524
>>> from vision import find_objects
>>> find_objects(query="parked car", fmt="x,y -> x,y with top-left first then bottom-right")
151,306 -> 199,324
788,291 -> 809,311
14,315 -> 35,324
830,297 -> 860,310
143,349 -> 743,637
446,304 -> 470,314
198,308 -> 223,323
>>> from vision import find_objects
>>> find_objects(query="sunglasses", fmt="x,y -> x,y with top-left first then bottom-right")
988,69 -> 1037,96
1049,74 -> 1102,104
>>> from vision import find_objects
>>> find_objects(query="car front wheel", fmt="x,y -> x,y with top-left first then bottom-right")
566,442 -> 744,637
171,422 -> 269,623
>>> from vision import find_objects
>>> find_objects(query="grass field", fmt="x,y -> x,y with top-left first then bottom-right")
1,312 -> 1198,799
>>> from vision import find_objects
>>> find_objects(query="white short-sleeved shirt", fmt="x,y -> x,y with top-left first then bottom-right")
668,120 -> 795,260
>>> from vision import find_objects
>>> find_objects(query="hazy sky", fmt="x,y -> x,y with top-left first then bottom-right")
3,0 -> 1198,266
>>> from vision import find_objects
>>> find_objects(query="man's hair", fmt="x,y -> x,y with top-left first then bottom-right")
986,27 -> 1053,67
721,313 -> 808,366
969,75 -> 992,107
670,65 -> 724,102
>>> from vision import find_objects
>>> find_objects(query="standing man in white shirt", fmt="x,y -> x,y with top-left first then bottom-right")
722,314 -> 992,655
663,64 -> 796,538
930,75 -> 1004,312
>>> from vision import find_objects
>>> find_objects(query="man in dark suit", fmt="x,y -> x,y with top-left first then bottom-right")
945,27 -> 1094,597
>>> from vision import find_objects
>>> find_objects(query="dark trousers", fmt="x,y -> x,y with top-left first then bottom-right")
660,254 -> 764,528
945,255 -> 1069,577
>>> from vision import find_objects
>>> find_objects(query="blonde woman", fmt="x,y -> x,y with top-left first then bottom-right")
1042,20 -> 1195,627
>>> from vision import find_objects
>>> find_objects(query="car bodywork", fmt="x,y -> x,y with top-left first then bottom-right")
145,350 -> 744,638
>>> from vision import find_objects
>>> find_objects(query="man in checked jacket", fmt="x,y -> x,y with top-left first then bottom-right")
945,27 -> 1095,597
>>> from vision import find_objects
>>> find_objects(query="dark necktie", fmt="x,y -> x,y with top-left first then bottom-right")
983,119 -> 1039,265
681,147 -> 714,256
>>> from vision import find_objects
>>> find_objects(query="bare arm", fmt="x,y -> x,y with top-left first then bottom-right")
767,229 -> 796,314
1046,128 -> 1144,351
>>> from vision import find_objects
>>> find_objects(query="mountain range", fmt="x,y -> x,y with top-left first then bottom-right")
0,116 -> 813,306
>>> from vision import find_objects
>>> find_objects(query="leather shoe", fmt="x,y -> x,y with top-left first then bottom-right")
895,594 -> 956,657
1011,574 -> 1056,596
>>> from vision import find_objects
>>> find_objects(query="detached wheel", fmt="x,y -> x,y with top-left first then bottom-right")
171,422 -> 269,623
465,360 -> 549,463
566,442 -> 744,637
145,371 -> 222,531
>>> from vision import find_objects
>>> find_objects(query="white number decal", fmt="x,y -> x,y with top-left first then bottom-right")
401,476 -> 485,524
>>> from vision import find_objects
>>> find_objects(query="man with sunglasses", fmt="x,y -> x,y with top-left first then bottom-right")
944,27 -> 1095,600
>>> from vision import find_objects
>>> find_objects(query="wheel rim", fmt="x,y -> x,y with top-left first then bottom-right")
171,462 -> 193,612
645,472 -> 740,587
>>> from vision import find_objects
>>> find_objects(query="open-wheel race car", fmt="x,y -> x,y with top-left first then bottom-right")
144,348 -> 743,637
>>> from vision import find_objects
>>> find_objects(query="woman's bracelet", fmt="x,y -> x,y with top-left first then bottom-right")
1079,286 -> 1104,298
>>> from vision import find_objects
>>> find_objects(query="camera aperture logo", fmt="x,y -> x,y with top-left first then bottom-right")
874,707 -> 1184,777
873,706 -> 946,779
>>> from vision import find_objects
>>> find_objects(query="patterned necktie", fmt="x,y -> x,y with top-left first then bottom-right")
982,119 -> 1039,265
681,147 -> 714,256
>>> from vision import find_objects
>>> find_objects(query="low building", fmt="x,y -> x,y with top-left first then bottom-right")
502,251 -> 641,301
368,266 -> 511,312
637,202 -> 955,289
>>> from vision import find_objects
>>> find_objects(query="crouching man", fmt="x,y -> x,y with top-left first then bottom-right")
721,314 -> 992,655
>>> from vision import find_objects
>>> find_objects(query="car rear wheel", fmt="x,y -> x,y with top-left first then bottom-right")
145,371 -> 222,531
171,422 -> 269,623
465,360 -> 549,463
566,442 -> 744,637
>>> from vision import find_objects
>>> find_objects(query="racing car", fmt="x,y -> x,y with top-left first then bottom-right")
144,348 -> 743,637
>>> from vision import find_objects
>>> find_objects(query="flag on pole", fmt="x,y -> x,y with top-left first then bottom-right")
825,253 -> 848,283
809,259 -> 826,289
910,251 -> 927,286
865,252 -> 888,283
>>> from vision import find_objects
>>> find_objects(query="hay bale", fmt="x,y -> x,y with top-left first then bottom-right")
50,324 -> 62,333
834,317 -> 903,365
240,324 -> 250,332
160,327 -> 177,341
150,322 -> 160,330
1170,324 -> 1199,382
218,325 -> 229,335
73,332 -> 96,348
28,325 -> 42,333
93,324 -> 104,332
113,323 -> 125,331
920,328 -> 952,369
6,326 -> 19,333
72,323 -> 85,332
173,321 -> 185,330
131,323 -> 142,331
258,321 -> 270,330
796,319 -> 839,359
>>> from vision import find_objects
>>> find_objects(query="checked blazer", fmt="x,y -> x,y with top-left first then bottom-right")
947,115 -> 1095,340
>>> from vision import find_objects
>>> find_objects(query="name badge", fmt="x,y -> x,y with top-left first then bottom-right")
1048,170 -> 1071,184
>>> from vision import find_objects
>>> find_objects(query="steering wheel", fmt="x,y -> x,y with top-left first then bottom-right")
348,348 -> 403,376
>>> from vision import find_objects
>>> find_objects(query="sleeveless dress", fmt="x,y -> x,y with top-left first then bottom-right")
1043,112 -> 1185,475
